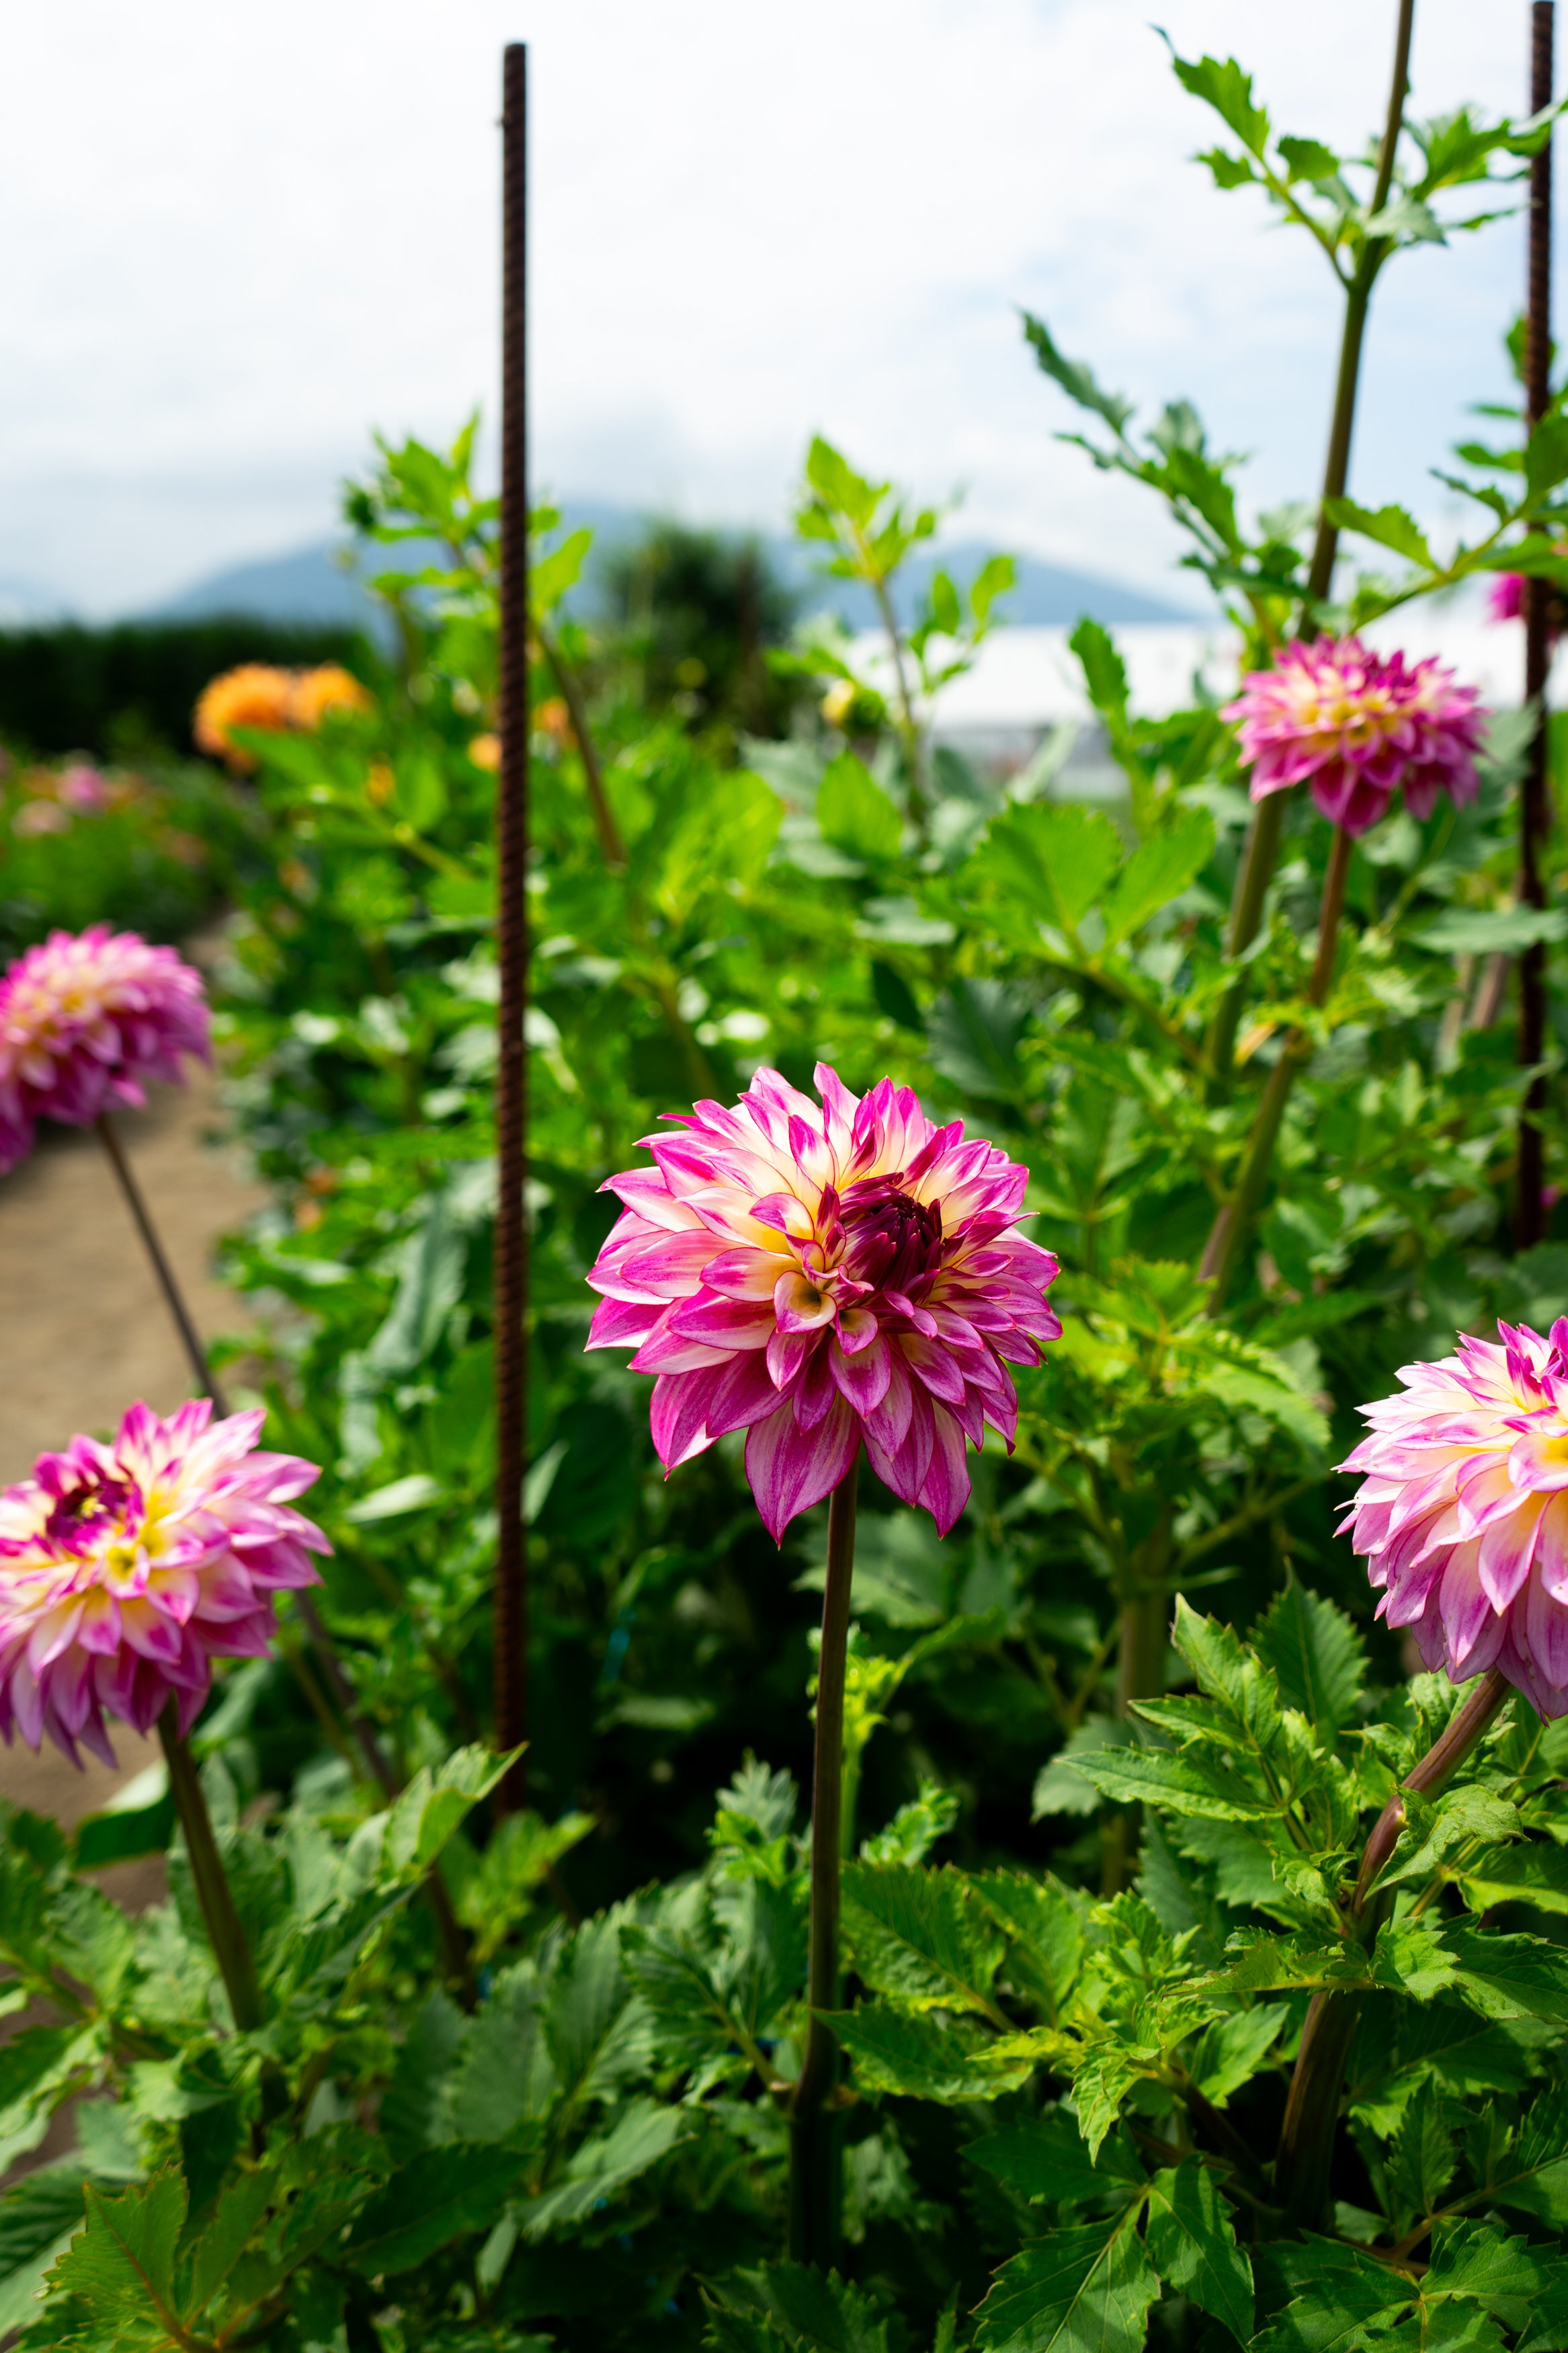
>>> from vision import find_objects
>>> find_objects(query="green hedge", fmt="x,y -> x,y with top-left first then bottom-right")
0,618 -> 371,758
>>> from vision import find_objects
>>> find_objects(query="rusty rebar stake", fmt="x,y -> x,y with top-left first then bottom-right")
493,41 -> 531,1811
1520,1 -> 1555,1248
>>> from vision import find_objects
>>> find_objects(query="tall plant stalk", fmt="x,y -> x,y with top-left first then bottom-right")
1275,1669 -> 1511,2228
1198,823 -> 1354,1305
1206,0 -> 1416,1085
157,1701 -> 263,2033
789,1457 -> 860,2268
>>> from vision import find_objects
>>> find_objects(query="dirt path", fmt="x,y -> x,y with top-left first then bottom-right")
0,1072 -> 267,1821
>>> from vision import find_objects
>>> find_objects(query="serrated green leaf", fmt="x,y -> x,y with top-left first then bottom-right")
345,2143 -> 528,2275
839,1862 -> 1007,2018
964,2114 -> 1143,2209
1462,1841 -> 1568,1915
1100,807 -> 1214,947
967,799 -> 1122,937
1071,1745 -> 1272,1821
520,2098 -> 686,2238
827,2005 -> 1028,2103
1321,497 -> 1435,568
1252,1580 -> 1366,1741
1446,1927 -> 1568,2021
1145,2162 -> 1253,2339
817,752 -> 901,863
973,2212 -> 1161,2353
706,2261 -> 896,2353
1169,50 -> 1270,156
46,2170 -> 186,2329
1021,315 -> 1134,438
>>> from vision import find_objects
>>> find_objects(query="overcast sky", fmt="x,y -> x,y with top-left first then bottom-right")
0,1 -> 1551,616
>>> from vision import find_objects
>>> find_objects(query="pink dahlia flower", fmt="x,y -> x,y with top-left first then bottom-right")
1487,573 -> 1525,625
1223,635 -> 1484,836
1340,1319 -> 1568,1719
585,1065 -> 1061,1541
0,1400 -> 328,1765
0,926 -> 210,1173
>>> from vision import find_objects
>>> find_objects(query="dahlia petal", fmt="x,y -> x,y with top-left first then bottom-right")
829,1334 -> 891,1417
744,1397 -> 861,1543
918,1406 -> 971,1538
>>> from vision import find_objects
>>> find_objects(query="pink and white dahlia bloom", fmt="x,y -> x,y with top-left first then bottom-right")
586,1065 -> 1061,1541
0,926 -> 210,1172
1223,635 -> 1484,836
0,1400 -> 328,1765
1340,1320 -> 1568,1718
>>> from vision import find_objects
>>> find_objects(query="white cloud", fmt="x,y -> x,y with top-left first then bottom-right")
0,0 -> 1549,612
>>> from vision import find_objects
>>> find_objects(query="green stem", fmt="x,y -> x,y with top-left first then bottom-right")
1205,0 -> 1413,1084
1200,823 -> 1352,1309
1274,1667 -> 1510,2230
869,572 -> 926,830
157,1704 -> 263,2034
790,1455 -> 860,2268
538,616 -> 627,868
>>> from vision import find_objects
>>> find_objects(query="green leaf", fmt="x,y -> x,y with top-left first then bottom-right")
1071,1745 -> 1273,1821
971,1872 -> 1086,2024
1412,906 -> 1568,955
1100,806 -> 1215,947
706,2262 -> 896,2353
827,2005 -> 1029,2103
1251,2237 -> 1412,2353
1462,1841 -> 1568,1915
520,2099 -> 686,2237
71,1764 -> 175,1870
542,1918 -> 653,2109
46,2170 -> 186,2331
1278,135 -> 1340,182
817,752 -> 902,863
870,960 -> 923,1032
1188,2005 -> 1285,2104
1446,1927 -> 1568,2021
345,2144 -> 528,2275
839,1862 -> 1006,2017
185,2165 -> 276,2318
967,801 -> 1122,936
1021,314 -> 1134,438
1490,2085 -> 1568,2225
1252,1580 -> 1366,1741
965,2114 -> 1142,2208
973,2213 -> 1161,2353
1167,50 -> 1268,153
1145,2162 -> 1253,2339
927,978 -> 1030,1100
379,1991 -> 465,2160
1321,497 -> 1436,568
1069,619 -> 1128,724
384,1743 -> 516,1876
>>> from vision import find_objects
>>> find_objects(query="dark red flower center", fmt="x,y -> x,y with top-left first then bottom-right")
45,1474 -> 136,1553
839,1179 -> 943,1295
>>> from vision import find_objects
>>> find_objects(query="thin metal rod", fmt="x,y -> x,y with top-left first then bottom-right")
790,1455 -> 860,2267
493,40 -> 531,1812
96,1113 -> 227,1416
1520,1 -> 1556,1248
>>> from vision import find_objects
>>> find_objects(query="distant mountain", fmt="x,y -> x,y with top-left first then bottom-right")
144,505 -> 1198,633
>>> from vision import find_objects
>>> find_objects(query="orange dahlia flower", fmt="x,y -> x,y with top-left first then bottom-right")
192,665 -> 296,768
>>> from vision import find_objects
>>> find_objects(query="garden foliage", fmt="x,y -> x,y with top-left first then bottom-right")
6,22 -> 1568,2353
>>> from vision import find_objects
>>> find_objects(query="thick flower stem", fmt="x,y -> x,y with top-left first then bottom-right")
97,1115 -> 226,1414
1206,0 -> 1414,1084
790,1455 -> 860,2268
1200,825 -> 1352,1310
1275,1667 -> 1511,2230
157,1703 -> 264,2034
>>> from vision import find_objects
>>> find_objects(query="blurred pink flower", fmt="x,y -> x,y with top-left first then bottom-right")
12,801 -> 70,838
57,763 -> 110,813
0,926 -> 210,1172
586,1065 -> 1061,1540
0,1400 -> 328,1764
1340,1319 -> 1568,1718
1488,573 -> 1526,624
1223,635 -> 1484,836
